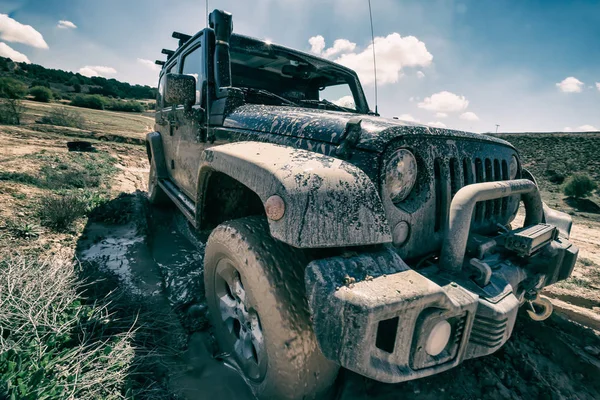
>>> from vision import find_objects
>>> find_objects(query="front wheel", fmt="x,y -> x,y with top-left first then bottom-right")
204,216 -> 339,399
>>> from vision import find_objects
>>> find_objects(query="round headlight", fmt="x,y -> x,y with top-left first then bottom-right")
509,155 -> 519,179
385,149 -> 418,204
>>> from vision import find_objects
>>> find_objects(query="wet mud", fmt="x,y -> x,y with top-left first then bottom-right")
76,193 -> 600,400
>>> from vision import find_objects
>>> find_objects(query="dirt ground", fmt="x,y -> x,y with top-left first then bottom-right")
2,112 -> 600,399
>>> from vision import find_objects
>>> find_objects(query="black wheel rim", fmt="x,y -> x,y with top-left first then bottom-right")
213,258 -> 267,382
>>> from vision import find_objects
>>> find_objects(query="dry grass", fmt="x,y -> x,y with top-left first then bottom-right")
0,253 -> 135,399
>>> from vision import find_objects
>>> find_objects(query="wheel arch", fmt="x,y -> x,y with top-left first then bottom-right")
196,142 -> 392,248
145,131 -> 168,179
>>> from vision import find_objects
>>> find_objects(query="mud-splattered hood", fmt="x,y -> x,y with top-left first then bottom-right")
223,104 -> 514,153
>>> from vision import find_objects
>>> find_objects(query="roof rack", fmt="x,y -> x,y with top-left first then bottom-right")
155,60 -> 165,66
161,49 -> 175,59
172,31 -> 192,47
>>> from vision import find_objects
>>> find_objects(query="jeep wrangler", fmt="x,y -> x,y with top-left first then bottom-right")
146,9 -> 578,400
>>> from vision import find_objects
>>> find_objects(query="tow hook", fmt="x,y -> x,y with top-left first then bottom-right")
526,293 -> 554,321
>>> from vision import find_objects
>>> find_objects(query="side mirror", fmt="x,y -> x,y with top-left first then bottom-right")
165,73 -> 196,109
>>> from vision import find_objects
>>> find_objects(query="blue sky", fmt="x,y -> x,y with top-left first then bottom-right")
0,0 -> 598,133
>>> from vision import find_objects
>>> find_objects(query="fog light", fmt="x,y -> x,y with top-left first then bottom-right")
425,320 -> 451,356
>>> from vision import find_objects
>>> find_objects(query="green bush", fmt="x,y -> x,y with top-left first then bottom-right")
38,194 -> 87,231
563,173 -> 597,198
40,107 -> 85,128
29,85 -> 53,102
0,77 -> 26,99
107,99 -> 145,113
71,94 -> 106,110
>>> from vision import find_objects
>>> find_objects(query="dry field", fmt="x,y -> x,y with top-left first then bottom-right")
0,103 -> 599,399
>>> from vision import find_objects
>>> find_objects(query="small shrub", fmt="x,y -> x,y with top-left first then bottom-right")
5,219 -> 41,239
563,173 -> 598,198
29,85 -> 53,102
41,166 -> 101,189
0,98 -> 24,125
40,106 -> 85,128
38,194 -> 87,231
0,77 -> 26,99
71,94 -> 106,110
0,170 -> 39,185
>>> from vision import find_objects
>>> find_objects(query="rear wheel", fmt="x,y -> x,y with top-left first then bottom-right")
147,157 -> 169,205
204,216 -> 339,399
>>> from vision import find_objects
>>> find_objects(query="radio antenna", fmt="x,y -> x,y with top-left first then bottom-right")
368,0 -> 378,115
205,0 -> 210,128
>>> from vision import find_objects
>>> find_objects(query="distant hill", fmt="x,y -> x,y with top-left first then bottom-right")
0,57 -> 157,100
493,132 -> 600,192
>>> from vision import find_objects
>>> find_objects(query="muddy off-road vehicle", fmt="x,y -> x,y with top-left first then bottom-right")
146,9 -> 578,399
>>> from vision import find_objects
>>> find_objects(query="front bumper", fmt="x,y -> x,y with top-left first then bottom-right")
304,180 -> 578,383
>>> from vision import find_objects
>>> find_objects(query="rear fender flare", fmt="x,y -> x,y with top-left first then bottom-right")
197,142 -> 392,248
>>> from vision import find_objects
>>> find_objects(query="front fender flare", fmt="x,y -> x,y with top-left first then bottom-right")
197,142 -> 392,248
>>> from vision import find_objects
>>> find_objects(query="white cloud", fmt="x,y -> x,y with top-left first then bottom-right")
563,127 -> 572,132
57,20 -> 77,29
396,114 -> 419,123
0,42 -> 29,63
416,71 -> 425,79
435,112 -> 448,118
78,65 -> 117,77
333,95 -> 355,109
137,58 -> 160,71
323,39 -> 356,58
409,97 -> 415,102
556,77 -> 584,93
596,82 -> 600,92
0,14 -> 48,49
333,33 -> 433,86
578,124 -> 598,132
308,35 -> 325,54
460,111 -> 479,121
418,91 -> 469,113
427,121 -> 447,128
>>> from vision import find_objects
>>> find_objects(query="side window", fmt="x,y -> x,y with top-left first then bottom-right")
160,62 -> 178,109
181,45 -> 203,104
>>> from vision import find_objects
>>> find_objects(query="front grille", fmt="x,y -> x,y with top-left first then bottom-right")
434,157 -> 510,232
469,315 -> 508,348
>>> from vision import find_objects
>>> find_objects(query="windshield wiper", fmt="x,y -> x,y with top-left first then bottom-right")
241,87 -> 298,107
299,99 -> 352,113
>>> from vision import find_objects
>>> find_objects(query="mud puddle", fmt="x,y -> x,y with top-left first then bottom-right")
77,196 -> 253,399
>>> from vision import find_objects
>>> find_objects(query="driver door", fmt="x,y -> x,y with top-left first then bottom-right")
170,41 -> 207,200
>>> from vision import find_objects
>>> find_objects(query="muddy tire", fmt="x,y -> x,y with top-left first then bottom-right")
147,157 -> 169,205
204,216 -> 339,400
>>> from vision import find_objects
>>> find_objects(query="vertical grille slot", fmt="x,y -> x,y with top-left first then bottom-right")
463,157 -> 472,185
484,159 -> 494,220
434,159 -> 443,232
501,160 -> 509,215
474,159 -> 484,223
493,159 -> 502,220
449,158 -> 460,197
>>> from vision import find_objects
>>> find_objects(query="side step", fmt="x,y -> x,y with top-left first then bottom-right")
158,180 -> 197,227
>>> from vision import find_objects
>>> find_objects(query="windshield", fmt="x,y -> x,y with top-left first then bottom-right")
229,35 -> 368,113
